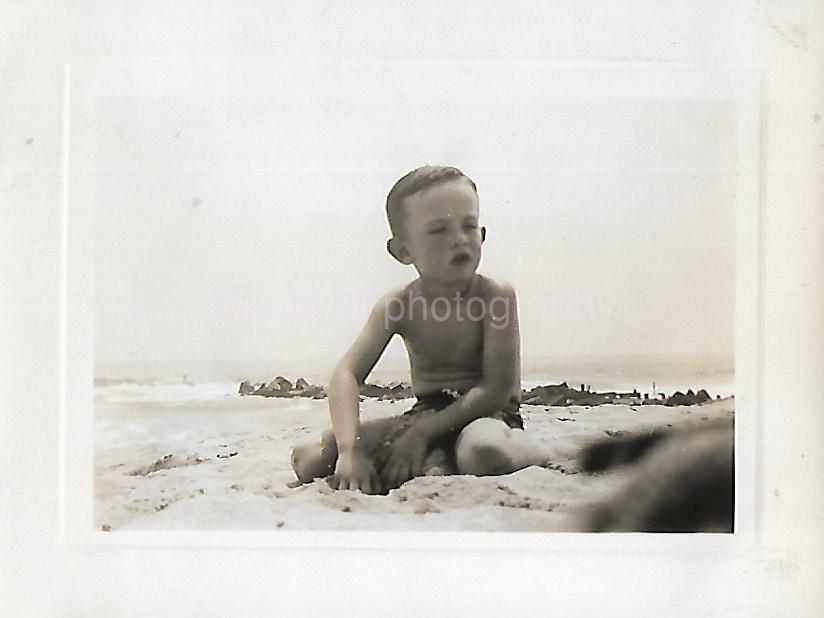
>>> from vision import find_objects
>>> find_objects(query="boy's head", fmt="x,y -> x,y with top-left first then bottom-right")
385,166 -> 486,284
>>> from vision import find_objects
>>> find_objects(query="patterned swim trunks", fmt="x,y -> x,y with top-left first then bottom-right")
366,389 -> 524,486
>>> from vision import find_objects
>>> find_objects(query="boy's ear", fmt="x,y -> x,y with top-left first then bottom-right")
387,238 -> 414,265
481,226 -> 487,243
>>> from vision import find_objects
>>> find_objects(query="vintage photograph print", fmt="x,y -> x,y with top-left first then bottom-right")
92,63 -> 736,533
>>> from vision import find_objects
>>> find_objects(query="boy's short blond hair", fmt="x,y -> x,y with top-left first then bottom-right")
385,165 -> 478,237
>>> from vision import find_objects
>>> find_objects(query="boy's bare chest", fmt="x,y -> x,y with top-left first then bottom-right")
401,313 -> 483,367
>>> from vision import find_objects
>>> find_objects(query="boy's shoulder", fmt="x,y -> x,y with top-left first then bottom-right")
376,281 -> 416,306
364,283 -> 416,334
470,273 -> 517,300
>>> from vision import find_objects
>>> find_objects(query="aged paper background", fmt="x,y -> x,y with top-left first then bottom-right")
1,1 -> 822,615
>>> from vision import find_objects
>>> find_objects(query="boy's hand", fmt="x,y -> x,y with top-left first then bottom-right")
330,445 -> 383,494
384,426 -> 430,489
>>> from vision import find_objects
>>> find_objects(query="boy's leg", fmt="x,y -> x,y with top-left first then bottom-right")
294,415 -> 583,483
290,429 -> 337,484
290,415 -> 412,485
454,417 -> 567,476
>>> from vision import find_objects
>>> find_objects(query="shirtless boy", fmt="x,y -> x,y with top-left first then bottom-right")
291,165 -> 552,494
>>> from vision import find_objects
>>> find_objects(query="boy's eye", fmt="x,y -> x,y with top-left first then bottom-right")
428,227 -> 447,234
464,223 -> 478,230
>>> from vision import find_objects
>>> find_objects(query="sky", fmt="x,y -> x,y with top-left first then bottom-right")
93,64 -> 736,378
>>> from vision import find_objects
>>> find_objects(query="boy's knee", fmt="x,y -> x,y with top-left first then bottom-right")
291,430 -> 337,484
455,418 -> 515,476
290,441 -> 317,483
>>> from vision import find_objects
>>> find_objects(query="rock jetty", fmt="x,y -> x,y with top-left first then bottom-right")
239,377 -> 412,401
239,377 -> 719,406
520,382 -> 719,407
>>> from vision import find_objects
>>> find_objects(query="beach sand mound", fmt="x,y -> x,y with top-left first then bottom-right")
129,453 -> 207,477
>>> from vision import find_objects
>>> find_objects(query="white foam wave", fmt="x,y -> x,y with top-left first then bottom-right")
95,381 -> 240,405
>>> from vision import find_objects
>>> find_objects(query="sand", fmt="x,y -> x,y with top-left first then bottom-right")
94,384 -> 734,532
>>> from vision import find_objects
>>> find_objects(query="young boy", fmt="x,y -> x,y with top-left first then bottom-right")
291,165 -> 552,494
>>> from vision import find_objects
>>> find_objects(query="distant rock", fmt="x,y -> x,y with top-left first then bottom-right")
522,383 -> 586,406
302,385 -> 327,399
238,381 -> 255,396
360,382 -> 413,400
614,395 -> 644,406
359,383 -> 386,398
253,376 -> 294,397
274,377 -> 329,398
696,389 -> 711,403
665,391 -> 695,406
387,381 -> 411,392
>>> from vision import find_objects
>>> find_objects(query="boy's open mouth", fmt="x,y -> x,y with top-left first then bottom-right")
450,252 -> 472,265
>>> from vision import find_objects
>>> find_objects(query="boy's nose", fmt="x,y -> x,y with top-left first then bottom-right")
452,229 -> 469,246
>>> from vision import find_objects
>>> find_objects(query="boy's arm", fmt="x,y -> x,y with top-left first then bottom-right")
327,294 -> 396,493
383,283 -> 520,486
